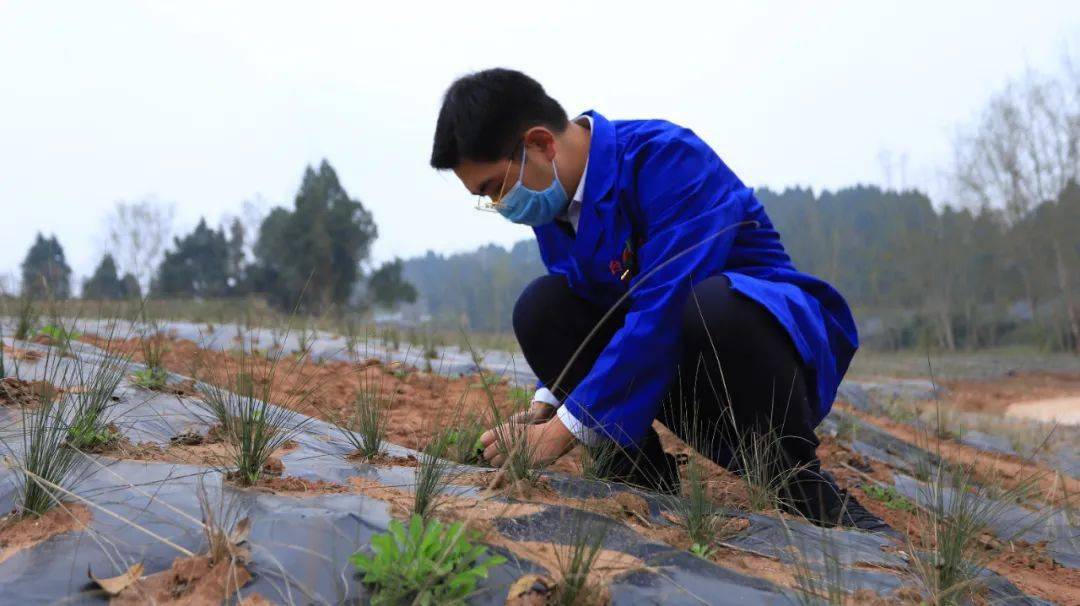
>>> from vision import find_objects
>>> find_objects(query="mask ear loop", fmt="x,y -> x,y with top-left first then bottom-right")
517,145 -> 528,182
496,144 -> 527,202
478,146 -> 522,212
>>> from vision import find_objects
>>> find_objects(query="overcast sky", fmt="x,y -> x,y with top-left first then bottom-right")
1,1 -> 1078,288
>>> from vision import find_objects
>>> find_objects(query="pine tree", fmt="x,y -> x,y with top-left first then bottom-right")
251,159 -> 377,312
368,258 -> 417,309
152,219 -> 231,298
82,254 -> 126,300
20,233 -> 72,299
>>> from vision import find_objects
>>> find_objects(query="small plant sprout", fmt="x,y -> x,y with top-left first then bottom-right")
196,478 -> 251,565
65,346 -> 130,451
14,292 -> 38,341
350,514 -> 505,606
132,324 -> 169,390
461,334 -> 545,490
343,317 -> 361,360
655,387 -> 740,549
784,520 -> 849,606
833,413 -> 860,444
906,460 -> 1047,604
1,349 -> 87,517
340,363 -> 395,460
442,408 -> 487,466
674,454 -> 730,549
296,319 -> 315,359
37,321 -> 80,357
486,400 -> 544,490
715,387 -> 806,513
196,349 -> 315,486
552,512 -> 610,606
413,429 -> 456,521
689,542 -> 715,559
578,436 -> 625,483
862,483 -> 916,513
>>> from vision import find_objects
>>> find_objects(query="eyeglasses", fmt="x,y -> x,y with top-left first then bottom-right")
475,141 -> 524,213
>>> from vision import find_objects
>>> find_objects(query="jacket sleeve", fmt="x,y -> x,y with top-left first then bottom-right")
559,132 -> 748,446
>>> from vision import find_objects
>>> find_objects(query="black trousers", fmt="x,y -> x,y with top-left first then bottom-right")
513,273 -> 840,519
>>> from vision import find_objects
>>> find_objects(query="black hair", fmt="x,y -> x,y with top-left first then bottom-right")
429,68 -> 569,169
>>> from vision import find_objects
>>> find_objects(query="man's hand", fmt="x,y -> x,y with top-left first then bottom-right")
508,401 -> 557,425
479,416 -> 575,468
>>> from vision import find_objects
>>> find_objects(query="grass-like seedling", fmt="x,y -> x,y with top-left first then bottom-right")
578,437 -> 624,483
196,478 -> 250,565
881,399 -> 918,424
14,293 -> 37,341
462,335 -> 545,490
65,350 -> 130,451
673,455 -> 729,548
343,317 -> 362,361
552,513 -> 610,606
340,366 -> 395,460
862,483 -> 916,513
833,413 -> 860,444
350,514 -> 505,606
381,327 -> 401,352
37,322 -> 80,357
906,461 -> 1044,604
296,320 -> 315,359
785,521 -> 849,606
197,350 -> 314,486
485,403 -> 544,489
730,419 -> 804,513
1,351 -> 86,517
413,430 -> 455,521
442,410 -> 487,466
132,326 -> 169,390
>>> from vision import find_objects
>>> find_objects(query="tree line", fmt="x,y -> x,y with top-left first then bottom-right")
17,160 -> 416,315
13,63 -> 1080,352
397,182 -> 1078,352
399,65 -> 1080,353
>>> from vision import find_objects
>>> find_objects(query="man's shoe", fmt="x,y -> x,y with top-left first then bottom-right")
788,470 -> 902,540
827,491 -> 902,540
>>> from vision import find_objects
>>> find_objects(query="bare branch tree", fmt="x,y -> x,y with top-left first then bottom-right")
952,59 -> 1080,351
103,198 -> 175,294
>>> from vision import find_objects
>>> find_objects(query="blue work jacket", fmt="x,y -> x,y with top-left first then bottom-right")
534,110 -> 858,446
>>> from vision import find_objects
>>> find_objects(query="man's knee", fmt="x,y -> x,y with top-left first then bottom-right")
681,274 -> 738,344
513,274 -> 571,344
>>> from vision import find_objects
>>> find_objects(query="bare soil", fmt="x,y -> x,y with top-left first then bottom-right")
79,333 -> 1080,604
0,377 -> 58,407
0,504 -> 91,565
2,345 -> 42,363
112,554 -> 253,605
940,372 -> 1080,414
837,402 -> 1080,499
1005,396 -> 1080,425
82,334 -> 522,451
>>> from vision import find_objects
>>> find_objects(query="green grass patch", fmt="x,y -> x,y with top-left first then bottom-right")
350,515 -> 504,606
862,483 -> 916,513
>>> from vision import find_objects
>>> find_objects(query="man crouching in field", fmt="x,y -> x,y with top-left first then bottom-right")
428,68 -> 895,535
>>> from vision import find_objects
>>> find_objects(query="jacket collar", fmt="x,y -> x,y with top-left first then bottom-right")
577,110 -> 617,204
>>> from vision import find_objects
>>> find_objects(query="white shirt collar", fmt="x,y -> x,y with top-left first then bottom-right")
564,114 -> 592,232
